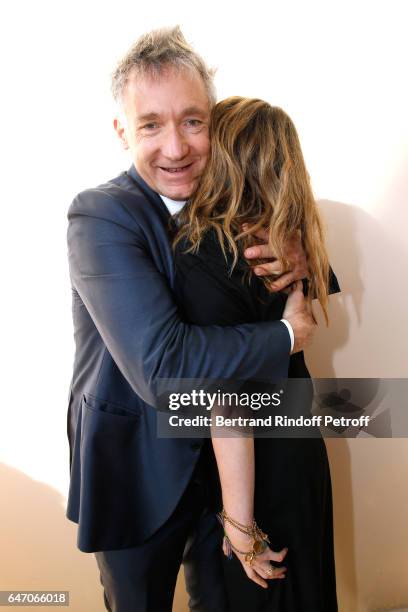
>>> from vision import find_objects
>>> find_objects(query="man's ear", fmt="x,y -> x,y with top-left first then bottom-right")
113,117 -> 129,150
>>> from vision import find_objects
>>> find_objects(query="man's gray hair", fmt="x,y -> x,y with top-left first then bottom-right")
111,26 -> 216,106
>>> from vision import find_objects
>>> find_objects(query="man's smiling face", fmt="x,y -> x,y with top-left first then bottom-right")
114,66 -> 211,200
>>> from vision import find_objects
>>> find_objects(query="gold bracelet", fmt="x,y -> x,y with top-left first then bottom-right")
223,533 -> 268,565
218,509 -> 257,536
218,509 -> 270,543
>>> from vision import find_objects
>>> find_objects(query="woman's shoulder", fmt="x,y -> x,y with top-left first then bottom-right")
179,227 -> 254,264
174,226 -> 286,320
174,228 -> 271,295
174,227 -> 237,273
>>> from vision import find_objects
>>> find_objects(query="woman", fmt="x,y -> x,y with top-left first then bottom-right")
173,97 -> 339,611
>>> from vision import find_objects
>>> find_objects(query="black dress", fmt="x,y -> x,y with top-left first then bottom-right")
174,229 -> 339,612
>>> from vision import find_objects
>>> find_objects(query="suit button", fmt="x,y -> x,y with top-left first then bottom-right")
190,442 -> 202,451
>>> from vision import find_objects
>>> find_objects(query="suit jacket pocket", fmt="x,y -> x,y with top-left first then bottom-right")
83,393 -> 141,420
78,394 -> 144,550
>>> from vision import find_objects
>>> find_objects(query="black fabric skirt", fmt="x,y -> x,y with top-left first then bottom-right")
222,437 -> 338,612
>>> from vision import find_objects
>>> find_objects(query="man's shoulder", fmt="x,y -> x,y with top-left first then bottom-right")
68,170 -> 149,221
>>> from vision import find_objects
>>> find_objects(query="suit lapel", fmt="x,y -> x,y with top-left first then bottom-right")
126,165 -> 172,227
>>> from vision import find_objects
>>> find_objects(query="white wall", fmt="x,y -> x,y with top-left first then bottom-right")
1,1 -> 407,610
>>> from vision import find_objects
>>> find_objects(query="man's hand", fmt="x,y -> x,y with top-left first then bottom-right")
243,228 -> 309,293
282,281 -> 316,354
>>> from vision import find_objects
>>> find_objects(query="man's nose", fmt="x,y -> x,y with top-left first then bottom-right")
161,126 -> 189,160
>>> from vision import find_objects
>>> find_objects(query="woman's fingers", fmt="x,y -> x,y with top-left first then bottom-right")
254,545 -> 288,564
264,545 -> 288,563
235,553 -> 271,588
253,546 -> 288,580
244,565 -> 268,589
240,546 -> 289,587
254,561 -> 287,580
226,538 -> 289,588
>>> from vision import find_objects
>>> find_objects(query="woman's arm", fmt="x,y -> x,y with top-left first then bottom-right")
211,434 -> 255,526
210,285 -> 309,587
211,427 -> 288,588
175,247 -> 291,587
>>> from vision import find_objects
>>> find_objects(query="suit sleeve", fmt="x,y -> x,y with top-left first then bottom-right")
67,191 -> 290,406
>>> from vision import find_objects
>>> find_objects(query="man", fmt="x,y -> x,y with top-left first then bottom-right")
66,26 -> 314,612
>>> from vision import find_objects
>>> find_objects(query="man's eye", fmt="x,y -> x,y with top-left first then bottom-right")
141,123 -> 159,130
185,119 -> 202,127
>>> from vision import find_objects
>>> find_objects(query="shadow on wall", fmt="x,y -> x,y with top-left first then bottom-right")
0,462 -> 189,612
306,198 -> 363,377
305,198 -> 408,612
304,198 -> 365,611
0,463 -> 103,611
307,198 -> 407,377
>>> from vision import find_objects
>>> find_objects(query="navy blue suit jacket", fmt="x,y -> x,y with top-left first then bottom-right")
66,166 -> 291,552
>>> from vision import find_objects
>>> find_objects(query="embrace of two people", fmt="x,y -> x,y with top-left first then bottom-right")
66,26 -> 339,612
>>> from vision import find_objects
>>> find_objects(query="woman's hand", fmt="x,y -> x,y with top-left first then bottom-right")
222,525 -> 288,589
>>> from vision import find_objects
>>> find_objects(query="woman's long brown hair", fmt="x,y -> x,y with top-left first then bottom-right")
174,97 -> 330,323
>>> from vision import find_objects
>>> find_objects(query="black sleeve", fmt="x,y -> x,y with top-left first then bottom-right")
302,265 -> 341,297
